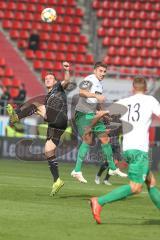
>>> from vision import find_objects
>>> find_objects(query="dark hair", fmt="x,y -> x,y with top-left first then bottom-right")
133,76 -> 147,91
44,72 -> 57,80
94,61 -> 107,70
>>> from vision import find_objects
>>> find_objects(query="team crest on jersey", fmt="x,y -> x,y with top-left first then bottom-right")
79,81 -> 92,90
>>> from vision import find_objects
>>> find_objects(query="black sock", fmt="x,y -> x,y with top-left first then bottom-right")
97,161 -> 109,177
48,156 -> 59,182
104,168 -> 110,181
17,104 -> 37,119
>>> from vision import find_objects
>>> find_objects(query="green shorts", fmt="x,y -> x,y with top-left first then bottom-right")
122,149 -> 149,184
75,111 -> 106,137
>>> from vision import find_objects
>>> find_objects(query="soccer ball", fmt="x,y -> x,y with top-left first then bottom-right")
41,8 -> 57,23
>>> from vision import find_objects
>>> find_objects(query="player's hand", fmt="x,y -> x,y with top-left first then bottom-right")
96,95 -> 106,103
62,61 -> 70,71
96,110 -> 109,118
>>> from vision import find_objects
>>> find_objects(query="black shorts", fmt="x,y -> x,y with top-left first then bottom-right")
46,126 -> 66,146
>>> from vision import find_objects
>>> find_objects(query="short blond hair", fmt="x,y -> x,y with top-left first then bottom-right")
133,76 -> 147,91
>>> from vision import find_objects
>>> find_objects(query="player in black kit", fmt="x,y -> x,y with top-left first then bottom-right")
6,62 -> 70,195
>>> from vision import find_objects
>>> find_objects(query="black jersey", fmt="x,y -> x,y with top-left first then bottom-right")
45,82 -> 68,130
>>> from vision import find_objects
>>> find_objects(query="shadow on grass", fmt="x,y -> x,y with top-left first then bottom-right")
102,218 -> 160,226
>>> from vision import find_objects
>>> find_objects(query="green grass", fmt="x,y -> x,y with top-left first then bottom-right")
0,160 -> 160,240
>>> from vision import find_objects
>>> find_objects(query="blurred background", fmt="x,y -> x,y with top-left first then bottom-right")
0,0 -> 160,170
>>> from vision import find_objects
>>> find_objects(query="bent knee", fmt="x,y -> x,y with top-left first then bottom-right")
130,183 -> 143,194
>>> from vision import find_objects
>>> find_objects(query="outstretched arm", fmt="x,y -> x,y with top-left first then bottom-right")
61,61 -> 71,89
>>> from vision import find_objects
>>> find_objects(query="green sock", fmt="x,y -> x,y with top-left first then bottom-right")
75,142 -> 90,172
98,185 -> 132,206
101,143 -> 116,170
148,186 -> 160,209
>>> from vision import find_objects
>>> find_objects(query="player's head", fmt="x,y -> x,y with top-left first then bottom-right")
133,76 -> 147,93
93,62 -> 107,81
44,72 -> 57,89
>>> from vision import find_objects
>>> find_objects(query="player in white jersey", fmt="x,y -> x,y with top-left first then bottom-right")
71,62 -> 127,183
90,76 -> 160,224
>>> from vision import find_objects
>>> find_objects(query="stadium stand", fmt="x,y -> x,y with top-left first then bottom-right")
0,0 -> 94,79
92,0 -> 160,76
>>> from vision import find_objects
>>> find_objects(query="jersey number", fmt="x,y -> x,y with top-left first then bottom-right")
128,103 -> 140,122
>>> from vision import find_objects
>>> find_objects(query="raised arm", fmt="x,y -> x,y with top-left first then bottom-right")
61,61 -> 71,89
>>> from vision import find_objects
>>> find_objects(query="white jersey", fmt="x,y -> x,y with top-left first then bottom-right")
117,94 -> 160,152
85,74 -> 103,104
76,74 -> 103,113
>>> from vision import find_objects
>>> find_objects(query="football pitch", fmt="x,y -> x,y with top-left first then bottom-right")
0,160 -> 159,240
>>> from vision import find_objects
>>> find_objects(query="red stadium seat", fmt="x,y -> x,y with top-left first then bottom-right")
67,44 -> 77,52
53,62 -> 62,71
107,28 -> 116,37
39,42 -> 48,51
47,42 -> 58,51
86,54 -> 94,64
134,20 -> 143,29
15,12 -> 24,21
56,43 -> 67,52
98,27 -> 106,37
17,40 -> 28,49
33,60 -> 43,70
144,20 -> 153,29
23,22 -> 32,30
4,11 -> 14,19
65,53 -> 76,62
118,28 -> 127,37
45,52 -> 55,61
35,51 -> 45,60
12,21 -> 22,30
79,35 -> 88,45
113,56 -> 122,66
135,57 -> 144,67
65,7 -> 74,15
156,40 -> 160,48
25,49 -> 35,60
75,8 -> 84,17
19,31 -> 29,40
145,58 -> 155,68
156,21 -> 160,30
139,29 -> 148,38
26,3 -> 36,12
103,56 -> 112,65
108,46 -> 117,56
40,32 -> 50,41
107,10 -> 117,18
17,3 -> 26,11
133,2 -> 142,11
129,29 -> 138,38
145,39 -> 153,48
5,68 -> 14,78
155,3 -> 160,11
2,20 -> 12,29
10,88 -> 19,98
103,37 -> 112,46
150,30 -> 159,39
92,0 -> 101,9
119,46 -> 127,56
129,47 -> 138,57
122,1 -> 132,10
124,38 -> 132,47
139,11 -> 148,20
149,11 -> 158,21
102,18 -> 111,28
128,11 -> 137,19
144,2 -> 153,11
24,12 -> 34,22
97,9 -> 107,18
78,45 -> 86,53
102,1 -> 111,9
63,16 -> 73,24
150,49 -> 159,58
113,37 -> 122,46
72,26 -> 80,34
113,1 -> 121,9
118,10 -> 127,19
3,78 -> 12,87
61,25 -> 72,34
113,19 -> 122,28
123,57 -> 133,67
0,2 -> 7,10
135,38 -> 143,48
55,52 -> 65,61
139,48 -> 149,57
123,19 -> 132,28
76,54 -> 85,63
43,61 -> 53,70
10,30 -> 20,39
